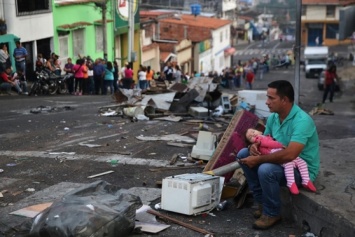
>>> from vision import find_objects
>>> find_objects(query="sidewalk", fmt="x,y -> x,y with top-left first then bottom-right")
291,92 -> 355,236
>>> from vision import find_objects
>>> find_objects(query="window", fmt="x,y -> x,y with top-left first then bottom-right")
16,0 -> 51,16
220,31 -> 223,43
326,24 -> 339,39
301,6 -> 306,16
73,29 -> 85,57
95,25 -> 104,52
326,5 -> 335,18
59,36 -> 69,61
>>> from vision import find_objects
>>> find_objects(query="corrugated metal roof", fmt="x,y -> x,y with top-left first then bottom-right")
140,10 -> 231,30
160,15 -> 231,30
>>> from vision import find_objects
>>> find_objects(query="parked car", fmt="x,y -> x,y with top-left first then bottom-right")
317,70 -> 341,91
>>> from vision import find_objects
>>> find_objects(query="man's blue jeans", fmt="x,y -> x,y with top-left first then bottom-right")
236,148 -> 302,217
0,82 -> 12,92
15,61 -> 26,73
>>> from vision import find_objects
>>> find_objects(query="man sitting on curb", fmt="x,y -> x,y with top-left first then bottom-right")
236,80 -> 320,230
12,69 -> 28,95
0,66 -> 22,95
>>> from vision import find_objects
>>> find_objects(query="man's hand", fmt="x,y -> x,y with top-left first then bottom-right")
249,142 -> 261,156
239,155 -> 261,168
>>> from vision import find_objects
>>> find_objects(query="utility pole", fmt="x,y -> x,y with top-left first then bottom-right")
102,0 -> 108,61
294,0 -> 302,105
128,0 -> 135,64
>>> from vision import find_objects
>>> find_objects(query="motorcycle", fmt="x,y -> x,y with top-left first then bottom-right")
29,70 -> 71,96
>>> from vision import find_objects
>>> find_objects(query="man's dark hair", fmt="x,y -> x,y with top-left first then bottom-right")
268,80 -> 294,103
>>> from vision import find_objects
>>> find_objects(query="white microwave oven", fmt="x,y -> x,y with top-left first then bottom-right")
161,173 -> 224,215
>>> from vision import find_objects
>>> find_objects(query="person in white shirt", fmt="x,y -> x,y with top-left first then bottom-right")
138,66 -> 147,90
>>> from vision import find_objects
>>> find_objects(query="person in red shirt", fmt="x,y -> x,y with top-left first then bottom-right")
322,64 -> 338,103
0,67 -> 22,94
122,64 -> 133,89
72,59 -> 86,96
245,69 -> 255,90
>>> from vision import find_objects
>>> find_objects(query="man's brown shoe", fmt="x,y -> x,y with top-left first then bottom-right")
252,214 -> 281,230
253,204 -> 263,219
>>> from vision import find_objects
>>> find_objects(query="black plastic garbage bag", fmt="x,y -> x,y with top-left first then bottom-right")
29,180 -> 142,237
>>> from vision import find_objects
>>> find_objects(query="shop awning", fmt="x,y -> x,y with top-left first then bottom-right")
224,47 -> 236,56
57,22 -> 92,31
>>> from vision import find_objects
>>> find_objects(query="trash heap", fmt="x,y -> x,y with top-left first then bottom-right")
99,77 -> 269,122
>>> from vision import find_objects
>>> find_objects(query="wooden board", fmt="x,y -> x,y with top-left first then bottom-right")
10,202 -> 53,218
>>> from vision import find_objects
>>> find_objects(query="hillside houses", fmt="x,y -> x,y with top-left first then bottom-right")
141,11 -> 232,75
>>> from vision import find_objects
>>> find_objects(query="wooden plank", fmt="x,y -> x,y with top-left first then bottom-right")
87,170 -> 114,178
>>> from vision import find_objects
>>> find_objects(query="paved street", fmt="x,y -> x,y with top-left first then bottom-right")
1,45 -> 355,236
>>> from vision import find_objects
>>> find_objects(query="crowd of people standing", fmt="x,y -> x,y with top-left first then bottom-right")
221,57 -> 267,90
1,45 -> 295,97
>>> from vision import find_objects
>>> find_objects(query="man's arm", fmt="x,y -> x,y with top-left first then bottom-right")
241,141 -> 304,168
0,73 -> 16,85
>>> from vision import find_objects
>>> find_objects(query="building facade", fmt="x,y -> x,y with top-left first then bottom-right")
158,14 -> 232,74
1,0 -> 54,77
302,0 -> 355,46
53,0 -> 114,65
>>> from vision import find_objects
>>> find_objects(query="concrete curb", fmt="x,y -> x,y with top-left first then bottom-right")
292,193 -> 355,237
291,88 -> 355,236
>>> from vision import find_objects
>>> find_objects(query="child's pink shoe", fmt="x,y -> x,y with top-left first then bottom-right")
289,183 -> 299,195
303,181 -> 317,192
